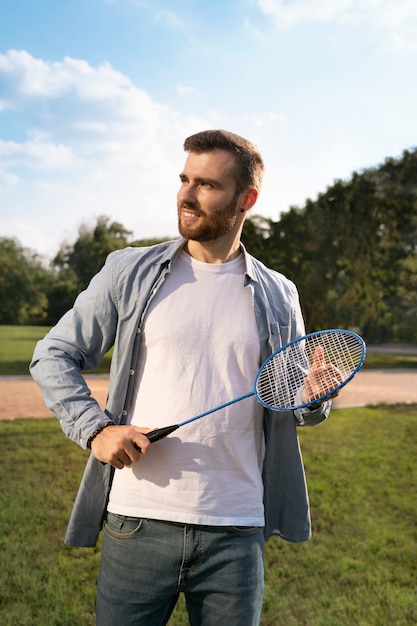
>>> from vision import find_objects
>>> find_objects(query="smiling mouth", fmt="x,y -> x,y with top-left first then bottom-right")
180,204 -> 202,220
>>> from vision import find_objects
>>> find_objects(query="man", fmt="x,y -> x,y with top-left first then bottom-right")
31,130 -> 332,625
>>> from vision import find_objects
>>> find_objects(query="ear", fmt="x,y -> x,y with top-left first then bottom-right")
239,187 -> 258,214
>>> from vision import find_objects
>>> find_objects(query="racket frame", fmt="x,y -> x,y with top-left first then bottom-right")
254,328 -> 366,411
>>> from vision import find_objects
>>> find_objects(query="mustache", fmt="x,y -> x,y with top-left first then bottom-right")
179,201 -> 200,212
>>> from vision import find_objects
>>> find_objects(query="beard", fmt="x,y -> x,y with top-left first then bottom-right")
177,193 -> 240,242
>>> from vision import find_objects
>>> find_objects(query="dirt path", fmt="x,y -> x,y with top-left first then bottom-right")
331,369 -> 417,408
0,375 -> 110,420
1,370 -> 417,420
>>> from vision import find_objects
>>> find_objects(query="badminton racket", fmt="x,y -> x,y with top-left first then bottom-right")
143,328 -> 366,445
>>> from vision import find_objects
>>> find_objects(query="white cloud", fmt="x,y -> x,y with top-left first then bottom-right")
0,170 -> 19,194
256,0 -> 417,52
176,84 -> 200,97
132,0 -> 184,28
257,0 -> 351,27
0,49 -> 201,156
0,50 -> 211,257
0,50 -> 136,105
154,8 -> 184,28
0,137 -> 78,169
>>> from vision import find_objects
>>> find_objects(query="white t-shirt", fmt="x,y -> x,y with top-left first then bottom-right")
108,250 -> 265,526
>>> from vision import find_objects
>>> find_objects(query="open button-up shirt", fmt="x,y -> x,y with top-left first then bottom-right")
30,238 -> 330,547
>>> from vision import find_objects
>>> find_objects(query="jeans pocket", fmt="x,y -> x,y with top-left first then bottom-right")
227,526 -> 262,536
104,513 -> 144,539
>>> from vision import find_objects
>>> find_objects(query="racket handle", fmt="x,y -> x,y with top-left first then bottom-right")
146,424 -> 179,443
133,424 -> 179,452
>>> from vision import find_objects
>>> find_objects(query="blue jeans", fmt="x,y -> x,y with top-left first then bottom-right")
96,514 -> 265,626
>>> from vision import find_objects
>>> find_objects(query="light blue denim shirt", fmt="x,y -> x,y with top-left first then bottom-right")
30,238 -> 330,547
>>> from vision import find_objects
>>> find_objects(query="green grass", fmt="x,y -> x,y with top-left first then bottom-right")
0,325 -> 112,375
363,351 -> 417,370
1,406 -> 416,625
1,325 -> 417,376
263,404 -> 417,625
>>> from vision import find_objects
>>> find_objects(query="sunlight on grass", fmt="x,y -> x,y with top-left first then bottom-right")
0,326 -> 416,375
0,326 -> 112,375
363,351 -> 417,369
1,406 -> 416,624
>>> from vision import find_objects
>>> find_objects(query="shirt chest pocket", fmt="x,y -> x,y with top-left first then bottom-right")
269,323 -> 291,351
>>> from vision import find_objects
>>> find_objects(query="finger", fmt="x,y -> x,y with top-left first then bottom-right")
327,364 -> 344,384
302,378 -> 321,403
120,433 -> 153,463
301,378 -> 312,402
114,448 -> 137,467
109,455 -> 126,470
319,365 -> 343,390
107,448 -> 137,469
311,345 -> 325,369
132,433 -> 152,455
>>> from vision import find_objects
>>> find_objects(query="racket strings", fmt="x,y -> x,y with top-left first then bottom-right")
256,331 -> 364,409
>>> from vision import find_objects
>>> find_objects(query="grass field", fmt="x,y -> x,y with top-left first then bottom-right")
1,406 -> 416,625
0,325 -> 416,376
1,327 -> 417,624
0,326 -> 112,375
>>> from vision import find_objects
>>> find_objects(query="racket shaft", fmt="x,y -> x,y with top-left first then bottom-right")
139,393 -> 255,448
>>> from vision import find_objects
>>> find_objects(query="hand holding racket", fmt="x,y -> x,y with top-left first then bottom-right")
301,345 -> 344,405
143,329 -> 366,445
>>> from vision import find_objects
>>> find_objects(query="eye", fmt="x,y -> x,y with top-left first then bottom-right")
199,180 -> 213,189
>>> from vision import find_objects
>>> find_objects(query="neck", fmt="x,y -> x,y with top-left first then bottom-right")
184,238 -> 242,264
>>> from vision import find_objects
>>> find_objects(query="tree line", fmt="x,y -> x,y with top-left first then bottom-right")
0,216 -> 167,328
1,148 -> 416,343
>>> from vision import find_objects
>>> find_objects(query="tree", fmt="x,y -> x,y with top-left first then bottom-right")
47,216 -> 170,323
53,215 -> 134,292
0,238 -> 50,324
243,148 -> 417,342
271,150 -> 417,341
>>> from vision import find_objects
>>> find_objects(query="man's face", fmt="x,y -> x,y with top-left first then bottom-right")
177,149 -> 242,242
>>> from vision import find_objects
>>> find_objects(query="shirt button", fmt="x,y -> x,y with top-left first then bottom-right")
122,410 -> 127,416
130,369 -> 135,376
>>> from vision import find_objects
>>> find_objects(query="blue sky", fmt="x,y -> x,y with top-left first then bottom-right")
1,0 -> 417,259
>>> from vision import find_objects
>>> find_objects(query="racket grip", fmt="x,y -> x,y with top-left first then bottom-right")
146,424 -> 179,443
133,424 -> 179,452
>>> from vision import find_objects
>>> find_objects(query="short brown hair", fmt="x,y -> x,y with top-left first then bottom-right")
183,129 -> 264,193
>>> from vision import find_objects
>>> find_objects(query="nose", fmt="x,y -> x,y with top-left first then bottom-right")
177,182 -> 197,205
